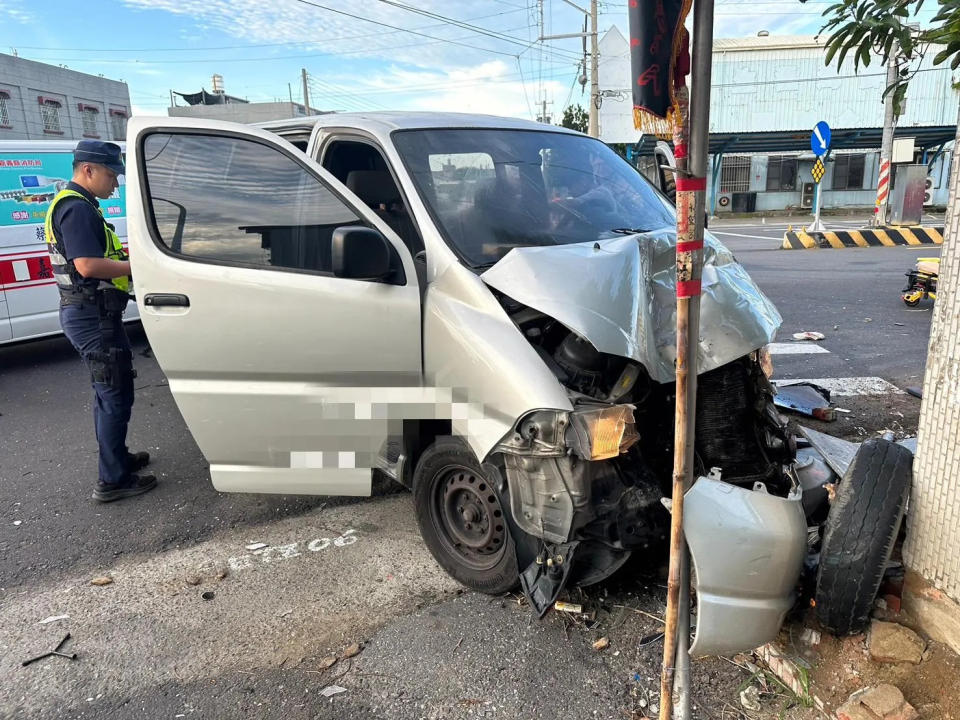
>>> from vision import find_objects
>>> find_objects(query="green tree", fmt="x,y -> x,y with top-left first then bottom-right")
808,0 -> 960,113
560,104 -> 589,134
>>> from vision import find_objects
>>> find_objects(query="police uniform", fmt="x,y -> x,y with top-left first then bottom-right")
45,140 -> 156,502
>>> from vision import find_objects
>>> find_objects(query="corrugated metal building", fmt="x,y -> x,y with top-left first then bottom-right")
598,30 -> 957,212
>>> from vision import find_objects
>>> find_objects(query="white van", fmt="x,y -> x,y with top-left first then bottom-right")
124,112 -> 905,653
0,140 -> 137,344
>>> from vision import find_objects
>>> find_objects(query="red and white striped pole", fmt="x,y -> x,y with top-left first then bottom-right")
875,157 -> 891,224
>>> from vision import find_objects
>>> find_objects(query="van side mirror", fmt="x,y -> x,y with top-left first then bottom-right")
332,226 -> 392,281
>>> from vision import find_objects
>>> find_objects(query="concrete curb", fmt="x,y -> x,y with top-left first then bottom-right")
781,226 -> 945,250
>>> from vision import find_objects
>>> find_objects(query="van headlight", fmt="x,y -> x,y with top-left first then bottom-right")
569,404 -> 640,460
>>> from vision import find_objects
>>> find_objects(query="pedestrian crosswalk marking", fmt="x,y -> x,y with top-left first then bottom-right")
767,342 -> 830,355
773,377 -> 904,396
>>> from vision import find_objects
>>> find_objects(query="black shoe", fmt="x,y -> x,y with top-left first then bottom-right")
127,451 -> 150,472
93,474 -> 157,503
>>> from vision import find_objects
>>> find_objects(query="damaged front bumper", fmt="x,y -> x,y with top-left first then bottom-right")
684,476 -> 807,656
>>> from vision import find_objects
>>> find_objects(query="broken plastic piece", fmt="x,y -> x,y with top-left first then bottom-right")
520,541 -> 578,618
38,615 -> 70,625
320,685 -> 347,698
774,382 -> 836,421
792,331 -> 825,341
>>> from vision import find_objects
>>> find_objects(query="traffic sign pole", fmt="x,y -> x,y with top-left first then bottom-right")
807,122 -> 831,234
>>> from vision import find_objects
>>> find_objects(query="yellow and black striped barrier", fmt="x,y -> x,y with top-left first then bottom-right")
781,225 -> 944,250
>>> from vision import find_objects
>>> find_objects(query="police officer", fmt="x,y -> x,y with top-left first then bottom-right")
45,140 -> 157,502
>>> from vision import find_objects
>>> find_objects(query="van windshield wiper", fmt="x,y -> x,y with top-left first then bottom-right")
609,227 -> 650,235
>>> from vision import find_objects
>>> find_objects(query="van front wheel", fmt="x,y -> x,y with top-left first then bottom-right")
413,438 -> 519,594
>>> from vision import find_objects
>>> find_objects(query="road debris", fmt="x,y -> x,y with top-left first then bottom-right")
245,542 -> 268,551
793,331 -> 826,341
799,628 -> 822,647
318,655 -> 338,670
13,520 -> 22,526
90,575 -> 113,586
38,615 -> 69,625
739,685 -> 761,714
342,642 -> 363,659
774,382 -> 836,421
868,621 -> 925,664
592,637 -> 610,651
320,685 -> 347,698
22,633 -> 77,666
201,591 -> 215,601
554,601 -> 583,614
836,684 -> 918,720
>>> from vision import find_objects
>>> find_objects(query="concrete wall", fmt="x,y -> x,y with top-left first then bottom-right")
905,121 -> 960,604
168,102 -> 314,124
0,54 -> 131,141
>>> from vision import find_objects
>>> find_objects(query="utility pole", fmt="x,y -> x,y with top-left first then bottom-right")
540,0 -> 597,134
301,68 -> 312,116
875,42 -> 898,225
588,0 -> 599,138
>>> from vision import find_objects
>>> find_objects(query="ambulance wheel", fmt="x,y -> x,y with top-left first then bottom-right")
413,437 -> 519,594
815,438 -> 913,635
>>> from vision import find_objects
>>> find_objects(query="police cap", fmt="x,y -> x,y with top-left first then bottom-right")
73,140 -> 125,176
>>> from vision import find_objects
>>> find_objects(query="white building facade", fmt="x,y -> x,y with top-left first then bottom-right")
0,54 -> 131,142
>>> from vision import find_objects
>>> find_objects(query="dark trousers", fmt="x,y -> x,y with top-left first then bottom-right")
60,303 -> 134,485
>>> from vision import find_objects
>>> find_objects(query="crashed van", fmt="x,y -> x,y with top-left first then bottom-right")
126,113 -> 887,656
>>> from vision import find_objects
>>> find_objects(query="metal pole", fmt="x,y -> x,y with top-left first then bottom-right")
588,0 -> 599,138
301,68 -> 312,116
659,0 -> 713,716
875,42 -> 898,225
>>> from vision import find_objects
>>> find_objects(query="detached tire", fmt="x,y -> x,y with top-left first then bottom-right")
413,438 -> 519,594
815,438 -> 913,634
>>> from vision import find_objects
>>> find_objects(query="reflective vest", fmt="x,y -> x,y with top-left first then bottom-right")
44,189 -> 129,296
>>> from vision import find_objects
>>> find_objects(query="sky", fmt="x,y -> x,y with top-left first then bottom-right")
0,0 -> 928,121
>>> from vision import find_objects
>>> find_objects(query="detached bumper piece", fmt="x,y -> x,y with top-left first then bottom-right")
684,477 -> 806,656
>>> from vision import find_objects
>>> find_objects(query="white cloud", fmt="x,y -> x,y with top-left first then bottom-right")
1,7 -> 34,24
320,59 -> 571,119
118,0 -> 535,68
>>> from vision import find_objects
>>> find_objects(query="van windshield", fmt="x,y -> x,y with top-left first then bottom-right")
392,128 -> 676,268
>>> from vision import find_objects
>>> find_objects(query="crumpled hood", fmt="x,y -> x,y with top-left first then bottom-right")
480,228 -> 782,383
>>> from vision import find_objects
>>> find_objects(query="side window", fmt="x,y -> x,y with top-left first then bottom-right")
142,133 -> 362,274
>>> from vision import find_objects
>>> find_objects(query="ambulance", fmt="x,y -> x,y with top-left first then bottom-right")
0,140 -> 136,344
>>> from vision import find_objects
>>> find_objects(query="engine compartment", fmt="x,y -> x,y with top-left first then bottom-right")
491,291 -> 799,601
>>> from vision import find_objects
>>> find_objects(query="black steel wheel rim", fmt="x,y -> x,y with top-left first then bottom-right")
431,464 -> 507,570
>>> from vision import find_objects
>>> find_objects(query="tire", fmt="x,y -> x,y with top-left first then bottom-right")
413,437 -> 519,594
815,438 -> 913,634
902,296 -> 921,307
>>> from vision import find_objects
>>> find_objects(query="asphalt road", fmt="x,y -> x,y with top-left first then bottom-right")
0,215 -> 943,719
709,213 -> 941,386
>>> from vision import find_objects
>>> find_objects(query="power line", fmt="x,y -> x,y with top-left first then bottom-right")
372,0 -> 582,61
19,25 -> 553,67
12,7 -> 531,54
293,0 -> 522,59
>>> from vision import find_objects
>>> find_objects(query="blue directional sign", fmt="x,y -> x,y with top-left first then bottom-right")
811,121 -> 831,156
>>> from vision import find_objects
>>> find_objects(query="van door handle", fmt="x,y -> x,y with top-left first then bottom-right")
143,293 -> 190,308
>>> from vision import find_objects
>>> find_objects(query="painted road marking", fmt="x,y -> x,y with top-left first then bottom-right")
774,377 -> 904,396
228,528 -> 359,572
711,230 -> 783,241
767,342 -> 830,355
